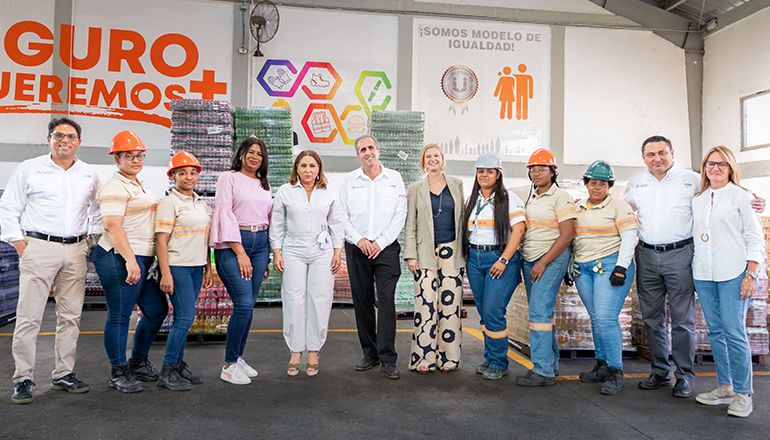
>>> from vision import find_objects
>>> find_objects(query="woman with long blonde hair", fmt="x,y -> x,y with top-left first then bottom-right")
691,145 -> 764,418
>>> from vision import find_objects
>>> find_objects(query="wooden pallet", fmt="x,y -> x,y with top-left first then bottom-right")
636,345 -> 767,366
509,338 -> 638,360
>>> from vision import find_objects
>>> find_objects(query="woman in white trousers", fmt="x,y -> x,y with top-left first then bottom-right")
270,150 -> 344,376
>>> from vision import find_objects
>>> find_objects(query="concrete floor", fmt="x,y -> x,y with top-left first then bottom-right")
0,304 -> 768,440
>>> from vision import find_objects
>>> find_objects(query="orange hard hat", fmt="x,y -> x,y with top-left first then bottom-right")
109,130 -> 146,154
167,151 -> 202,177
527,148 -> 557,169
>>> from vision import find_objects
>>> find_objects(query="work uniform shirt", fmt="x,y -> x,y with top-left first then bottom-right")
0,154 -> 101,243
155,188 -> 211,266
692,183 -> 765,282
624,165 -> 699,245
338,165 -> 407,249
521,185 -> 577,262
270,183 -> 344,250
574,195 -> 638,265
97,172 -> 158,257
467,190 -> 526,246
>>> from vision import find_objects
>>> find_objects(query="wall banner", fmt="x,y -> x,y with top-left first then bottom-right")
413,18 -> 551,161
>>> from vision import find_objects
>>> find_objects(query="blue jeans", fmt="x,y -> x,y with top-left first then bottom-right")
523,247 -> 571,378
215,230 -> 270,364
91,246 -> 168,367
574,253 -> 634,369
466,248 -> 522,371
163,265 -> 204,366
694,271 -> 753,394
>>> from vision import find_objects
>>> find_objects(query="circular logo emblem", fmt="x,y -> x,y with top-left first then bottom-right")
441,65 -> 478,103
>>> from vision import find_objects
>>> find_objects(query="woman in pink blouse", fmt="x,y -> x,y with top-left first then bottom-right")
210,138 -> 272,385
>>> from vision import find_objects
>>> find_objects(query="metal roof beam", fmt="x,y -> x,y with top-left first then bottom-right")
664,0 -> 689,11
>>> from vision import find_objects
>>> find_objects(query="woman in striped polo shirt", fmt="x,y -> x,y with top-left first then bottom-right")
92,131 -> 168,393
572,160 -> 638,395
154,151 -> 212,391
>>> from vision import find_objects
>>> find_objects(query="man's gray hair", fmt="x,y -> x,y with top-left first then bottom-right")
354,134 -> 379,150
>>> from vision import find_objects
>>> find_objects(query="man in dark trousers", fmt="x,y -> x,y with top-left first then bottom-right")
338,135 -> 407,380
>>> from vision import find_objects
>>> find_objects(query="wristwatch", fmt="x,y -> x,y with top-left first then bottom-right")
498,256 -> 509,265
746,271 -> 760,280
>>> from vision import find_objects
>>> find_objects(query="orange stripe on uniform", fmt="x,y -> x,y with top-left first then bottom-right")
529,321 -> 553,331
484,328 -> 508,339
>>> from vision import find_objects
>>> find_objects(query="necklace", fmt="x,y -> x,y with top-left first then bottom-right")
701,191 -> 714,243
432,187 -> 445,218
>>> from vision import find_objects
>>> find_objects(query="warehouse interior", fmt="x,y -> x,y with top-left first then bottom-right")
1,0 -> 770,438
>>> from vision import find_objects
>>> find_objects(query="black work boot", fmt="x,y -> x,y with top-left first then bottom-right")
109,366 -> 142,393
128,357 -> 159,382
158,365 -> 192,392
600,368 -> 625,395
178,361 -> 204,385
579,360 -> 610,383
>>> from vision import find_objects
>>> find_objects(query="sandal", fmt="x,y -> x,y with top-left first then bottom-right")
306,351 -> 319,377
416,365 -> 430,375
287,362 -> 301,376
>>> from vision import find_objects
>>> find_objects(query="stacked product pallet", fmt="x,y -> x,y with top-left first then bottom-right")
84,261 -> 104,297
169,99 -> 234,210
154,99 -> 235,335
507,282 -> 637,351
369,110 -> 425,312
0,240 -> 19,327
233,107 -> 294,302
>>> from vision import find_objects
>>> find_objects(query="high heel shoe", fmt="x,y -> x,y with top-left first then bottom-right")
306,351 -> 319,377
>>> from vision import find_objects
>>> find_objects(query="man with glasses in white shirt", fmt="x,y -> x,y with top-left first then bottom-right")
339,135 -> 407,380
625,135 -> 764,399
0,118 -> 101,404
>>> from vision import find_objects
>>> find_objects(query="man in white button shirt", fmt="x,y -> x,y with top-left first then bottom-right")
338,135 -> 407,380
0,118 -> 101,404
625,135 -> 764,399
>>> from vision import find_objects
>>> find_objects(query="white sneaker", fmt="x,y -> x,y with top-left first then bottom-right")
220,364 -> 251,385
727,394 -> 753,418
695,386 -> 736,406
237,357 -> 258,378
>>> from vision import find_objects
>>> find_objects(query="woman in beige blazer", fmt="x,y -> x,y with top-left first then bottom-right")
405,144 -> 466,374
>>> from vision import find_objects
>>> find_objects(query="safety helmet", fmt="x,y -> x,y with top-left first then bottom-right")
109,130 -> 146,154
167,151 -> 202,177
583,160 -> 615,182
527,148 -> 557,169
475,152 -> 503,170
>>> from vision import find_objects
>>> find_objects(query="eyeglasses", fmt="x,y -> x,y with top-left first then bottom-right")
704,161 -> 729,170
118,152 -> 146,161
50,132 -> 80,142
529,166 -> 551,174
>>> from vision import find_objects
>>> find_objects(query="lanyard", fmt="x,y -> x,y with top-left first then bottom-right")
470,192 -> 494,231
701,191 -> 714,243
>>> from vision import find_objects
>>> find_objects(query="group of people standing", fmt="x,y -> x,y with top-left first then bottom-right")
0,118 -> 764,418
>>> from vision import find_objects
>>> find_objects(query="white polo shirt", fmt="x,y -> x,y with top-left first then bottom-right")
338,165 -> 407,249
692,183 -> 765,282
624,164 -> 699,245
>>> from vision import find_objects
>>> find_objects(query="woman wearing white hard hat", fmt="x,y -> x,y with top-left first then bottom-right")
463,152 -> 526,380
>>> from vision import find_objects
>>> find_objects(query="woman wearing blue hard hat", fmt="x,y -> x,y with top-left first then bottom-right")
463,152 -> 526,380
572,160 -> 638,395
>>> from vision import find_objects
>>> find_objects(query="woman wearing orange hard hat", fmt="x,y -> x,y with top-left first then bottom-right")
91,130 -> 168,393
153,151 -> 212,391
515,148 -> 577,387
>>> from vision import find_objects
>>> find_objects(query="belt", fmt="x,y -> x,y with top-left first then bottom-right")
25,231 -> 87,244
469,244 -> 501,252
239,225 -> 269,232
640,237 -> 693,252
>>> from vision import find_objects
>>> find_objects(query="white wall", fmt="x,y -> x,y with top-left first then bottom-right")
563,27 -> 691,169
703,7 -> 770,164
